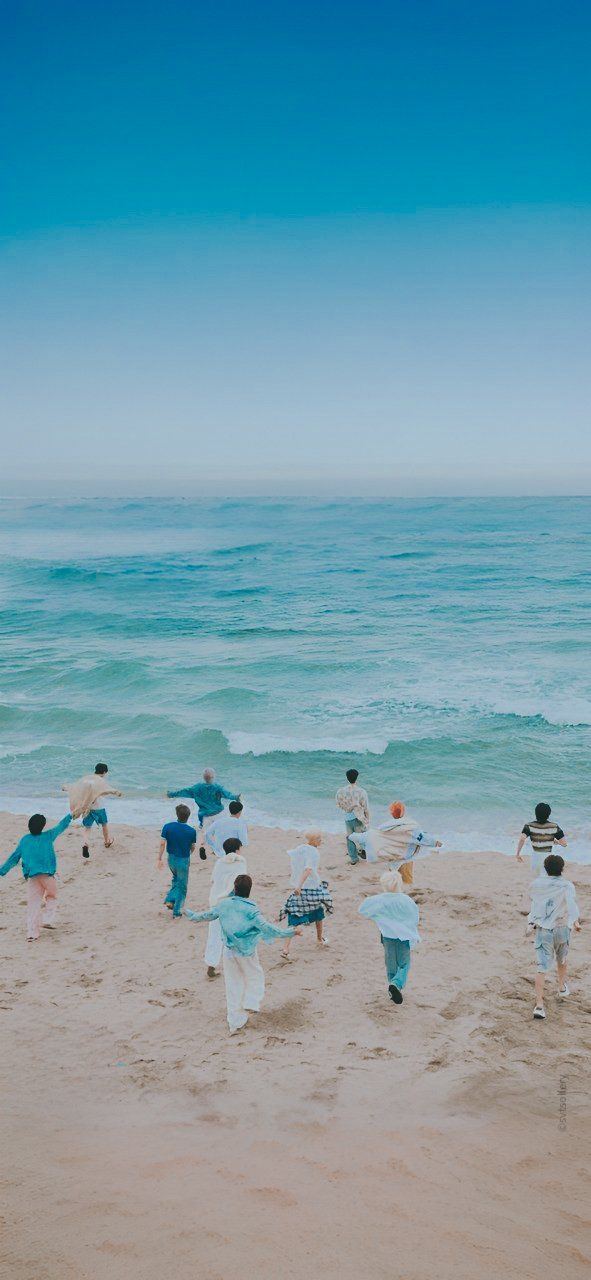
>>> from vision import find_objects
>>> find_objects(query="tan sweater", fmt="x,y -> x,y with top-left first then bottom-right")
62,774 -> 122,819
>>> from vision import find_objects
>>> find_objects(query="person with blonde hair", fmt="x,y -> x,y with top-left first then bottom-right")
358,867 -> 420,1004
351,800 -> 442,885
280,832 -> 331,958
167,767 -> 239,859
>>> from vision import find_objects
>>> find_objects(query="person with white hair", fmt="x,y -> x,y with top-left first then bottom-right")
358,868 -> 420,1004
167,768 -> 239,859
279,832 -> 332,959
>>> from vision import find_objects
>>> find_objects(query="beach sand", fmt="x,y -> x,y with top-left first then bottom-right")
1,812 -> 590,1280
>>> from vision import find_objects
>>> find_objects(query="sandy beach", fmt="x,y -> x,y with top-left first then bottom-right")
1,812 -> 590,1280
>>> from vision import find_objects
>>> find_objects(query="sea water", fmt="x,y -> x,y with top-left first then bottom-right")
0,497 -> 589,858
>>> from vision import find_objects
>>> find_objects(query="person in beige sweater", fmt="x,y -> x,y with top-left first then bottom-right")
62,763 -> 122,858
350,801 -> 442,885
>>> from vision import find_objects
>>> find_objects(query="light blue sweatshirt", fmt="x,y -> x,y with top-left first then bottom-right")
0,814 -> 72,880
167,781 -> 238,822
186,892 -> 294,956
358,891 -> 421,944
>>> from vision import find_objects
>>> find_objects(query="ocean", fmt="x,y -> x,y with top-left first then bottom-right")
0,496 -> 589,858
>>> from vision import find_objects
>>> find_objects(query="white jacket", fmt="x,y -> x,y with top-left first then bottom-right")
528,874 -> 579,930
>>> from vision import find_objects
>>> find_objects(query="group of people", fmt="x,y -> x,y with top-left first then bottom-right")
0,763 -> 582,1030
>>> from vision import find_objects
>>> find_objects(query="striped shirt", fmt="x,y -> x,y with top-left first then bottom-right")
522,821 -> 565,855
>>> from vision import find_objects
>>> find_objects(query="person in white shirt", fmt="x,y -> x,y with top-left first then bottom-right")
335,769 -> 370,864
527,853 -> 581,1020
203,836 -> 248,977
280,833 -> 329,959
358,868 -> 420,1004
205,800 -> 249,858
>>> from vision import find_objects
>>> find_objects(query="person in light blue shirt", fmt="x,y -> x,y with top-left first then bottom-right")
157,803 -> 197,918
0,812 -> 72,941
167,767 -> 239,859
359,868 -> 420,1005
186,873 -> 301,1033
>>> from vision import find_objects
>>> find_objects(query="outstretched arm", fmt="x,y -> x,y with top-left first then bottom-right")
219,786 -> 239,802
46,814 -> 73,839
167,786 -> 196,799
185,907 -> 219,923
253,910 -> 295,943
0,847 -> 22,877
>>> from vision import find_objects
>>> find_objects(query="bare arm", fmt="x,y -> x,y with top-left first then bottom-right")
157,838 -> 166,868
296,866 -> 313,893
516,833 -> 527,861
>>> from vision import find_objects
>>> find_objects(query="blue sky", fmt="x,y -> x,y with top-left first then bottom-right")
1,1 -> 590,493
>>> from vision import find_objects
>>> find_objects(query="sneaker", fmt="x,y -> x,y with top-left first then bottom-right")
558,984 -> 570,998
82,845 -> 90,859
199,847 -> 207,860
533,1005 -> 546,1019
318,936 -> 330,947
388,984 -> 403,1004
206,965 -> 217,979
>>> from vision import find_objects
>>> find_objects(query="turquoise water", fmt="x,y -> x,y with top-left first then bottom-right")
0,497 -> 589,856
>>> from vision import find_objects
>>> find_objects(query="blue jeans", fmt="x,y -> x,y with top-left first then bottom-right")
345,816 -> 363,863
165,855 -> 190,917
382,936 -> 411,990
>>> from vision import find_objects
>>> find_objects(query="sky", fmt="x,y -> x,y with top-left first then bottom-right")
1,0 -> 590,495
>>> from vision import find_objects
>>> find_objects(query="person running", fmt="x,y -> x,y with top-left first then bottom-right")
0,812 -> 72,940
528,853 -> 580,1021
203,836 -> 248,977
62,762 -> 122,859
279,833 -> 331,959
351,800 -> 442,886
335,768 -> 370,864
167,768 -> 239,859
186,874 -> 301,1034
205,800 -> 249,857
358,868 -> 420,1004
516,802 -> 567,875
157,804 -> 197,919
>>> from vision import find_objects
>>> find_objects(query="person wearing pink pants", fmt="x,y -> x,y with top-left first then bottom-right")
1,812 -> 72,941
27,874 -> 58,939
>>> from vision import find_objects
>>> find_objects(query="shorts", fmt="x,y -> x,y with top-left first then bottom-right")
534,925 -> 570,972
82,808 -> 108,828
287,907 -> 325,926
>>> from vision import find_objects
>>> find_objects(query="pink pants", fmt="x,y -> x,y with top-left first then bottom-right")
26,875 -> 58,939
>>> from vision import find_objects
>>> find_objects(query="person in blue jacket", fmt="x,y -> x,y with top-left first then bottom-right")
186,873 -> 301,1033
167,767 -> 239,859
0,812 -> 72,941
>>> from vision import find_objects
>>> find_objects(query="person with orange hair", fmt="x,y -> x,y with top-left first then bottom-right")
350,800 -> 442,885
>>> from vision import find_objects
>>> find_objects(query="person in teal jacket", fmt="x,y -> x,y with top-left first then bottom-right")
167,767 -> 239,860
186,873 -> 301,1033
0,812 -> 72,941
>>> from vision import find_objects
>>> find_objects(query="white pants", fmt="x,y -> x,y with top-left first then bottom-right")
222,945 -> 265,1032
204,919 -> 223,968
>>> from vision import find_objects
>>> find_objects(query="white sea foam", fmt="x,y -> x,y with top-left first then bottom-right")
225,731 -> 391,756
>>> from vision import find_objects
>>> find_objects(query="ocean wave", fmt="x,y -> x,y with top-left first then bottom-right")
225,731 -> 391,757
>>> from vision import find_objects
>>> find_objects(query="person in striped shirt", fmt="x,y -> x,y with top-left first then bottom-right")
516,803 -> 567,875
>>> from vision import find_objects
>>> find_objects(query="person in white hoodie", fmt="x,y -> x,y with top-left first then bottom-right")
358,868 -> 420,1004
528,853 -> 581,1021
351,800 -> 442,885
203,836 -> 248,978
